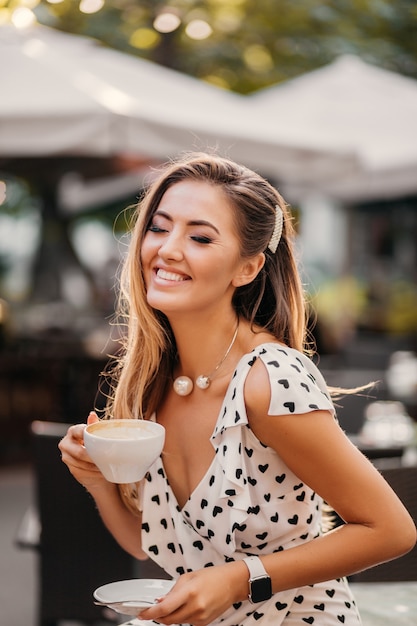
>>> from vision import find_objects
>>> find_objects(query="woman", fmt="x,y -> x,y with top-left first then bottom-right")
59,152 -> 415,626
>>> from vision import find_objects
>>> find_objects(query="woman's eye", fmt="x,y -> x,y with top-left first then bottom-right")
191,235 -> 212,244
148,224 -> 166,233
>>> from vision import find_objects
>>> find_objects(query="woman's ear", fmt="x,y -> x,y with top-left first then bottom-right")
232,252 -> 265,287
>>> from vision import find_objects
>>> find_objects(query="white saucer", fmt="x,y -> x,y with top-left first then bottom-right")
93,578 -> 174,615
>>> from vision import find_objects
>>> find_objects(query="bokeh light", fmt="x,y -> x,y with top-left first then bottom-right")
213,6 -> 244,34
130,27 -> 160,49
154,12 -> 181,34
243,44 -> 274,73
11,6 -> 36,28
185,19 -> 212,40
79,0 -> 104,15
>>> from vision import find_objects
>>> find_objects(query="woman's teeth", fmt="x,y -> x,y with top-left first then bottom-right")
157,269 -> 188,281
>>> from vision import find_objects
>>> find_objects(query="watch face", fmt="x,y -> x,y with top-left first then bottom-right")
250,577 -> 272,603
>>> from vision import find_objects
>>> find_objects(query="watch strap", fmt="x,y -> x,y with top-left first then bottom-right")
243,555 -> 272,602
243,555 -> 269,580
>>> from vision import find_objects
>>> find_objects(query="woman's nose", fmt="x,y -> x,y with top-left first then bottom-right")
158,231 -> 184,260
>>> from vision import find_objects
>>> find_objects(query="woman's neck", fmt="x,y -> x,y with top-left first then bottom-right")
171,313 -> 239,380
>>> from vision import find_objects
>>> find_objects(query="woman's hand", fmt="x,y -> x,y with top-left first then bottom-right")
59,411 -> 109,492
137,561 -> 247,626
59,412 -> 146,559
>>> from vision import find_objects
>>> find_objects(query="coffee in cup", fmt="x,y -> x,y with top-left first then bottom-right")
84,419 -> 165,484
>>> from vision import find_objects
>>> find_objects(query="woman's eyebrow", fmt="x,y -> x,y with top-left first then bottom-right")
188,219 -> 220,235
154,210 -> 220,235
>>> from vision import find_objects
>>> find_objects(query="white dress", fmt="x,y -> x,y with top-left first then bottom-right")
141,344 -> 362,625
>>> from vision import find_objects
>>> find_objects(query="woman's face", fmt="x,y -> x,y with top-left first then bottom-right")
141,180 -> 255,319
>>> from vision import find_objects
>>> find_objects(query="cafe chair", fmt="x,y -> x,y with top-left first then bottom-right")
16,420 -> 165,626
349,465 -> 417,582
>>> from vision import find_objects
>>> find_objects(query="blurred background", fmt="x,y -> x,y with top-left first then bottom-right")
1,1 -> 417,625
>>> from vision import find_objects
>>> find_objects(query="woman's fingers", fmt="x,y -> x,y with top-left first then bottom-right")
58,419 -> 107,488
137,567 -> 238,626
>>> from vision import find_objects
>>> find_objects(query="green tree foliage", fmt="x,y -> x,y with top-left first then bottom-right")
30,0 -> 417,93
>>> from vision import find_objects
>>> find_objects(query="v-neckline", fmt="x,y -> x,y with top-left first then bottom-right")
151,343 -> 276,511
152,357 -> 241,511
158,452 -> 219,514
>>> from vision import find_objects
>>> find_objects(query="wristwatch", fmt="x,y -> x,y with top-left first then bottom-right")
243,556 -> 272,603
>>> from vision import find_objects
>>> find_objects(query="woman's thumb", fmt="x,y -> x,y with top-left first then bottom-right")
87,411 -> 99,425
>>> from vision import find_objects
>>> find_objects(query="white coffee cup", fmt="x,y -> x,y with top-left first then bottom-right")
84,419 -> 165,484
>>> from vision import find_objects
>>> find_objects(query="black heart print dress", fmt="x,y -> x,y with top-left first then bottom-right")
140,344 -> 362,625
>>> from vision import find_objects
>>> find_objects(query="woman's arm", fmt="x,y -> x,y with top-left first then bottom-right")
58,414 -> 147,560
244,359 -> 417,592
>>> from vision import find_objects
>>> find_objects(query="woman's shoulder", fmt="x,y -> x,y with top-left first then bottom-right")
242,342 -> 318,378
242,342 -> 334,418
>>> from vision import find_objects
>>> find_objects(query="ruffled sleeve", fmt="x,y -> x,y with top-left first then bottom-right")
256,345 -> 335,417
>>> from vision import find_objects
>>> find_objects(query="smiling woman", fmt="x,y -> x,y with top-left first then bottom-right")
58,151 -> 416,626
141,180 -> 257,322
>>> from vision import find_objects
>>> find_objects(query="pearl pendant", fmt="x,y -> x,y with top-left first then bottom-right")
172,320 -> 239,397
196,375 -> 210,390
173,375 -> 193,396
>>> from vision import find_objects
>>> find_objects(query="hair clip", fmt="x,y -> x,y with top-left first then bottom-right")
267,206 -> 283,253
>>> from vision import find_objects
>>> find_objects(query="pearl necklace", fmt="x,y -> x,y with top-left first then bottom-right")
173,322 -> 239,396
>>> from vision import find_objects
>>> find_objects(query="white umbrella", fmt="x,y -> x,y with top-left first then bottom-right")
250,55 -> 417,201
0,23 -> 358,186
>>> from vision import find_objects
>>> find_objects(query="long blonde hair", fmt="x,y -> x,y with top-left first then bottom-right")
103,152 -> 308,422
